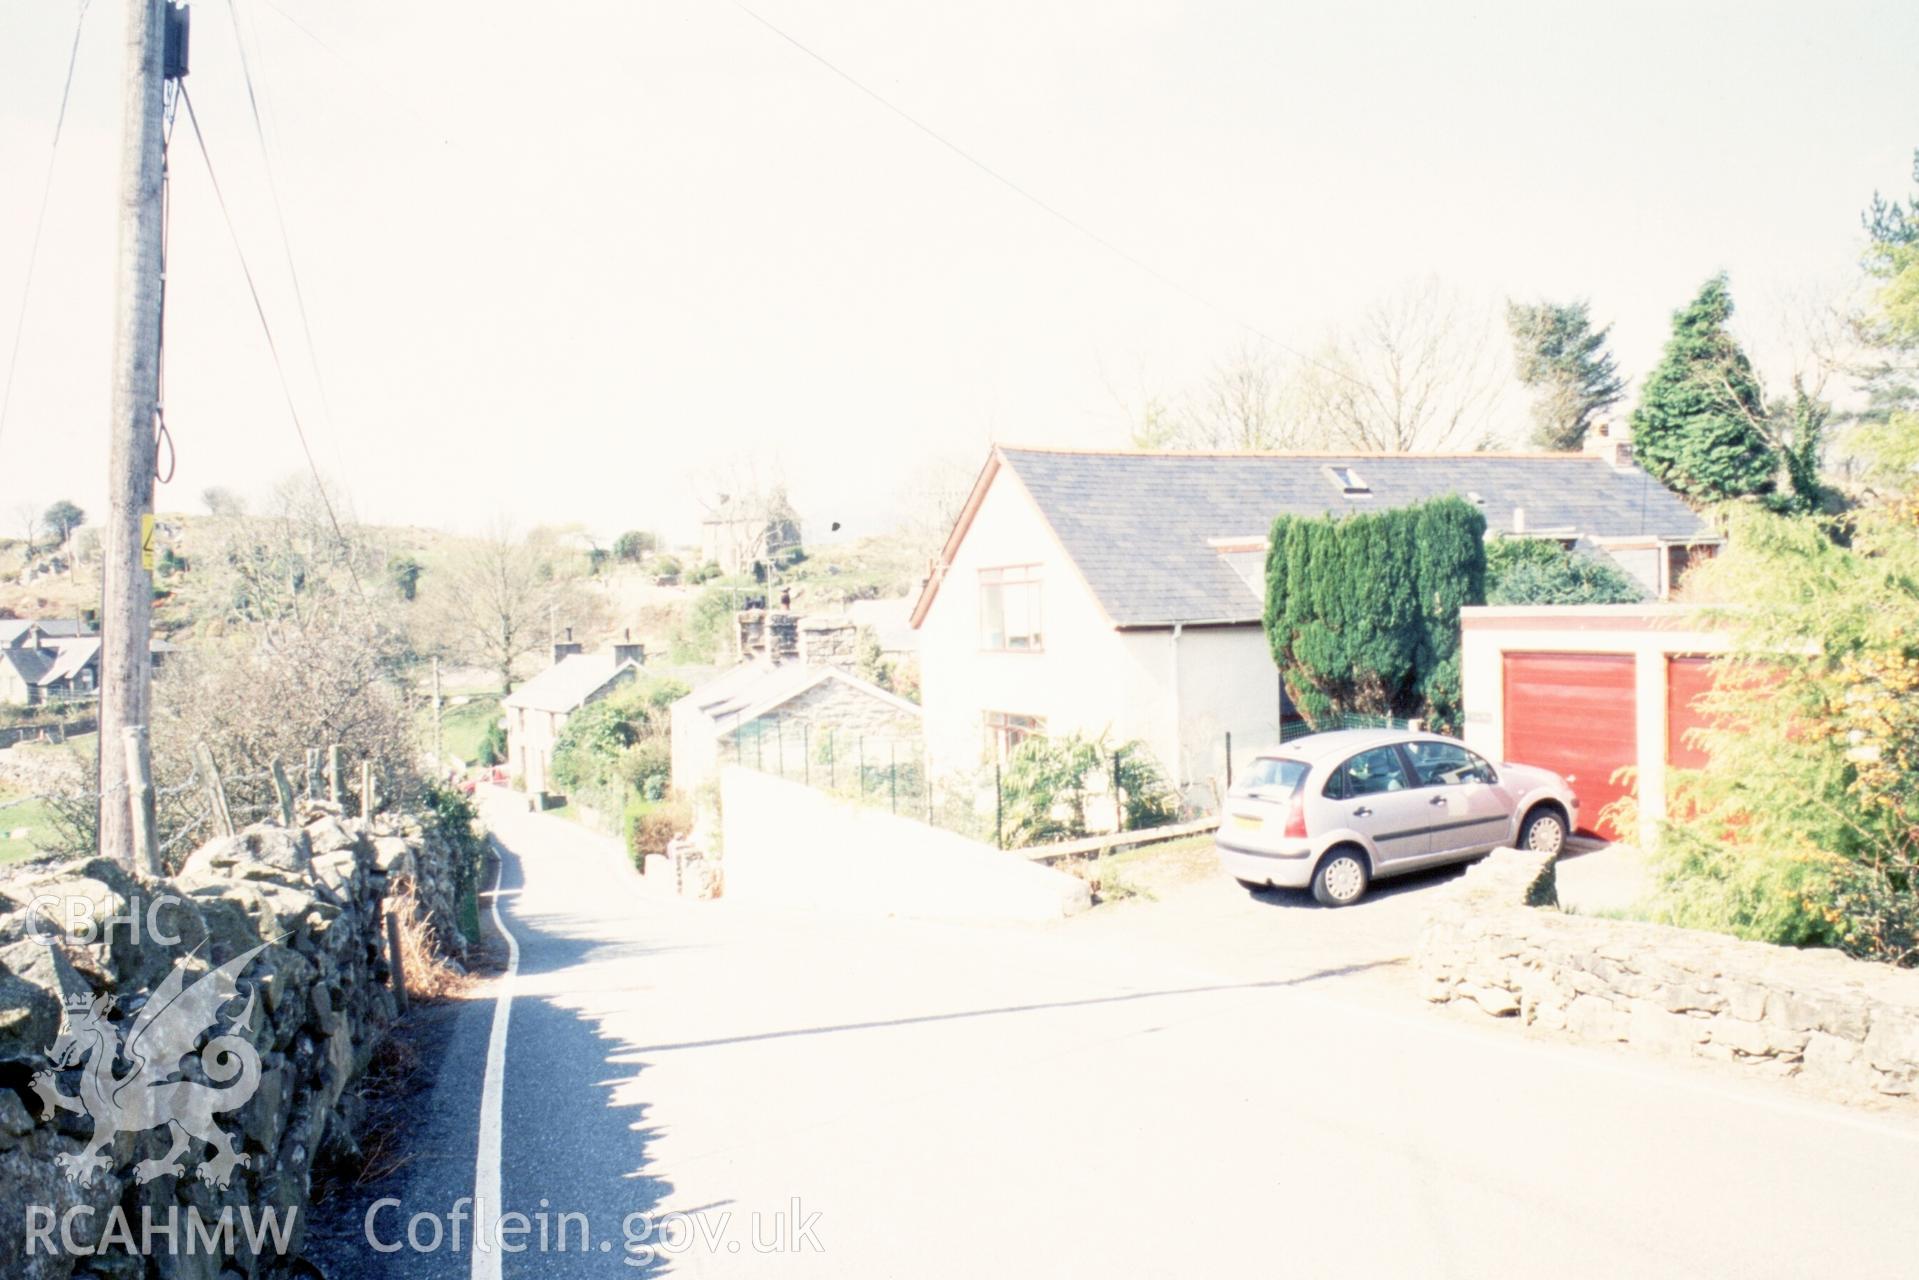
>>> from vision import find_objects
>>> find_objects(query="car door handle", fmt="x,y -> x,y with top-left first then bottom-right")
1353,806 -> 1373,817
1429,795 -> 1450,806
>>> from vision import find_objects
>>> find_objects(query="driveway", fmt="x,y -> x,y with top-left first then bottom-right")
310,796 -> 1919,1278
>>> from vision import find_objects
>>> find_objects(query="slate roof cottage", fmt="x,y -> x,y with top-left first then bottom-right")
910,435 -> 1715,809
502,637 -> 646,796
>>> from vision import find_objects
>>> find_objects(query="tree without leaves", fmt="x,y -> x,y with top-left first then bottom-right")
1128,344 -> 1309,452
1505,298 -> 1627,449
1294,280 -> 1508,452
422,527 -> 599,692
13,502 -> 39,555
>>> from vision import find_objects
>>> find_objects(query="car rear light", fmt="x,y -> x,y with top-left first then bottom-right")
1283,792 -> 1307,840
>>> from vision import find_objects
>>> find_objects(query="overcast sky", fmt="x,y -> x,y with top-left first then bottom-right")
1,0 -> 1915,545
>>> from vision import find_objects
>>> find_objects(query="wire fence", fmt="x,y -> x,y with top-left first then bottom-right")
726,716 -> 1188,852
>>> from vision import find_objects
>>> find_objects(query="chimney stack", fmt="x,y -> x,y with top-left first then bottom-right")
1586,417 -> 1635,469
611,626 -> 646,668
552,624 -> 583,665
799,617 -> 861,672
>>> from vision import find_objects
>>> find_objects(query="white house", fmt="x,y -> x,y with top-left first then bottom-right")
502,639 -> 645,795
910,439 -> 1715,810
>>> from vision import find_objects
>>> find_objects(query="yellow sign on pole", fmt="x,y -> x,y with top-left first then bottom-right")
140,514 -> 155,572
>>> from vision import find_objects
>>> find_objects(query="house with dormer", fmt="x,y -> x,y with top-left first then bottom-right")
908,431 -> 1715,809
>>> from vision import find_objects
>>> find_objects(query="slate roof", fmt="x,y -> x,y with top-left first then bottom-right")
679,661 -> 920,735
0,619 -> 91,649
927,447 -> 1714,629
501,653 -> 639,714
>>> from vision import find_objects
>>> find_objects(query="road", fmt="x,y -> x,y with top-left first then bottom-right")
312,793 -> 1919,1278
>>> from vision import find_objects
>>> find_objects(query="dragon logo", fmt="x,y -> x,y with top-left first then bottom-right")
31,943 -> 268,1189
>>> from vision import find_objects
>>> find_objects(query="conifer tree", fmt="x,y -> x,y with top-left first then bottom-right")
1629,275 -> 1778,502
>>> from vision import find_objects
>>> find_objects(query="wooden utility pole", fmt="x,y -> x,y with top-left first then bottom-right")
98,1 -> 179,868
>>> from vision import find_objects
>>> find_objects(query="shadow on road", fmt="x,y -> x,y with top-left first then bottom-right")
490,837 -> 685,1277
608,958 -> 1403,1057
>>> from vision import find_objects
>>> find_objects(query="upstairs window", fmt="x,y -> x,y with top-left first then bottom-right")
979,566 -> 1043,651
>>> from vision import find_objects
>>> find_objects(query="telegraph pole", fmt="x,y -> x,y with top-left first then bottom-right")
99,1 -> 184,867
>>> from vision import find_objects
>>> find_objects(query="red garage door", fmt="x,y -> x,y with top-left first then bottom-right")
1666,655 -> 1720,770
1502,651 -> 1636,839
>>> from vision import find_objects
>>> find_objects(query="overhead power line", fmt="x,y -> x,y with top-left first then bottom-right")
0,0 -> 95,458
224,0 -> 340,446
728,1 -> 1364,392
175,83 -> 364,598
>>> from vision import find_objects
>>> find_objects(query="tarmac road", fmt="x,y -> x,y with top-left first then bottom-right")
308,792 -> 1919,1279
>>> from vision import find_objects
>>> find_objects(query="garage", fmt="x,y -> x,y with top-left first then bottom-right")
1501,651 -> 1637,838
1462,606 -> 1735,842
1666,655 -> 1719,769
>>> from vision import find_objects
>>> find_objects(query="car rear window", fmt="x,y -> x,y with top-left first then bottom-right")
1235,757 -> 1308,795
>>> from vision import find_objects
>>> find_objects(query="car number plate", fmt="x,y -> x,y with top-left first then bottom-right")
1233,813 -> 1263,831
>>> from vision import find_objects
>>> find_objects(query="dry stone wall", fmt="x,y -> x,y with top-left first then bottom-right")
0,802 -> 471,1278
1417,849 -> 1919,1105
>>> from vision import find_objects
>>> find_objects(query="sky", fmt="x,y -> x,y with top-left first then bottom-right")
0,0 -> 1915,547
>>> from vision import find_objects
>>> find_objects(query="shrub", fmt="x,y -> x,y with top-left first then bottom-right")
1264,495 -> 1485,733
1485,538 -> 1645,606
476,721 -> 507,767
998,732 -> 1176,847
1645,504 -> 1919,963
627,794 -> 694,867
613,530 -> 655,562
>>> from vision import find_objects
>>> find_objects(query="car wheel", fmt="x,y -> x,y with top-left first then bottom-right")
1520,808 -> 1567,856
1311,848 -> 1370,907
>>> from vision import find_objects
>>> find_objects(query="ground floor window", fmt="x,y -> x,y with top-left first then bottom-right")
984,711 -> 1042,762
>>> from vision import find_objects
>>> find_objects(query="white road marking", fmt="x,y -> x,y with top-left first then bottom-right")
472,838 -> 521,1280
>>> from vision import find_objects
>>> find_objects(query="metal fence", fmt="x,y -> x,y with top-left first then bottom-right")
725,717 -> 1183,852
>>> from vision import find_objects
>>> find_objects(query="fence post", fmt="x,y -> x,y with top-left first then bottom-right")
198,743 -> 235,838
890,741 -> 897,814
361,761 -> 377,820
995,761 -> 1004,850
1114,748 -> 1125,833
1225,731 -> 1233,788
327,744 -> 343,806
305,747 -> 321,800
385,908 -> 409,1012
270,759 -> 296,827
123,726 -> 160,876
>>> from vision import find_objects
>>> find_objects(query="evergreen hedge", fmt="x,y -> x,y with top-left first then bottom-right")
1262,496 -> 1486,733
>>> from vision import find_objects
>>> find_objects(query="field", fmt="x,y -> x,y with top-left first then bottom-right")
432,692 -> 504,765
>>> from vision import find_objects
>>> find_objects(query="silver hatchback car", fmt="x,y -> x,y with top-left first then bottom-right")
1214,728 -> 1577,907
